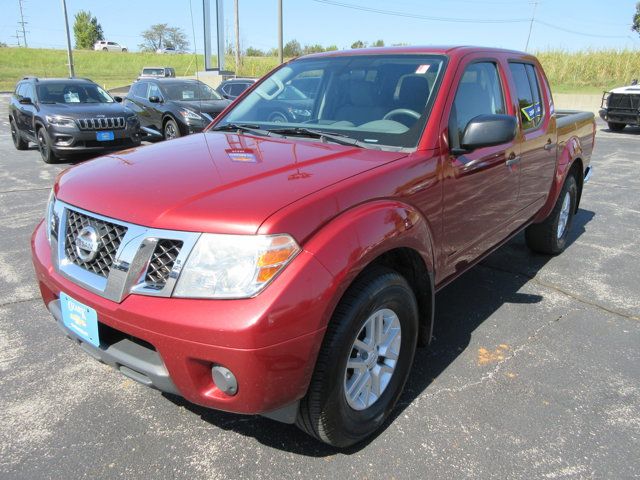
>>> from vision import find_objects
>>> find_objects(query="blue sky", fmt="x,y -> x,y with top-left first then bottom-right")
2,0 -> 639,53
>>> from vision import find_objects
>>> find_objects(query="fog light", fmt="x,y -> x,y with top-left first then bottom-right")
211,365 -> 238,396
55,136 -> 73,146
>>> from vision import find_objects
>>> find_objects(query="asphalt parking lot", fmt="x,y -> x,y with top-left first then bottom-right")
0,92 -> 638,479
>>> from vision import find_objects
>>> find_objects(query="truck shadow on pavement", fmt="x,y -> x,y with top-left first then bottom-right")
164,208 -> 595,456
602,125 -> 640,135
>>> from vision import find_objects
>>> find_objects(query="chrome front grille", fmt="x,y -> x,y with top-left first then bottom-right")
145,240 -> 184,289
77,117 -> 126,130
51,201 -> 200,303
64,210 -> 128,278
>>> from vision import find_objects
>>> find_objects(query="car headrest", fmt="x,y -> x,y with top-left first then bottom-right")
394,74 -> 430,107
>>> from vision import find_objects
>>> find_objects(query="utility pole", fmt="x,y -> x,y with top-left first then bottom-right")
18,0 -> 28,47
525,1 -> 538,52
13,30 -> 22,47
278,0 -> 283,63
61,0 -> 75,77
234,0 -> 240,73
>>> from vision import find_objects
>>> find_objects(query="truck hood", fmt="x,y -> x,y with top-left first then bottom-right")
608,85 -> 640,94
55,132 -> 407,234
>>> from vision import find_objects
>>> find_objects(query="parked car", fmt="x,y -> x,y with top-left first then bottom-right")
125,78 -> 231,139
216,78 -> 256,100
94,40 -> 127,52
156,47 -> 180,54
9,77 -> 140,163
599,79 -> 640,131
138,67 -> 176,79
32,46 -> 595,447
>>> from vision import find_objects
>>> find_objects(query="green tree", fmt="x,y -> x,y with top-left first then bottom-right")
325,44 -> 338,51
303,44 -> 325,54
283,39 -> 302,57
372,39 -> 385,47
245,47 -> 264,56
351,40 -> 366,49
633,2 -> 640,35
73,10 -> 104,49
139,24 -> 189,52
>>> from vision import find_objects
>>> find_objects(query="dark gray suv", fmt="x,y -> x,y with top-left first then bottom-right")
9,77 -> 141,163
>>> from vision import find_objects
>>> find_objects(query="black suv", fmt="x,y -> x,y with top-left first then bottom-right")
216,78 -> 256,100
125,78 -> 231,140
9,77 -> 141,163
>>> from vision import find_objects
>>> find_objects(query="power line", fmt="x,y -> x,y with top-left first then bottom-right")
310,0 -> 530,24
534,19 -> 632,39
525,1 -> 538,52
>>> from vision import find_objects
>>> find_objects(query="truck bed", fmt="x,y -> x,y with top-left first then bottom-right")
556,110 -> 595,160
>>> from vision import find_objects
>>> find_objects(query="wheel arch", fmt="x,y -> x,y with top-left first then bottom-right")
304,200 -> 436,347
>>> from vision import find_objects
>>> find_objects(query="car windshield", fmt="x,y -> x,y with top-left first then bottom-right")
162,82 -> 223,101
36,83 -> 114,104
143,68 -> 165,76
215,54 -> 447,149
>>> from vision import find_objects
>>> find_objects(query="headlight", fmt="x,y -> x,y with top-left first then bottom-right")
45,190 -> 58,244
46,115 -> 76,128
179,108 -> 203,121
288,108 -> 311,118
173,234 -> 300,299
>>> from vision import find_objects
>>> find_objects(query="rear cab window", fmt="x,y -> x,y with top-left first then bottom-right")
508,62 -> 544,130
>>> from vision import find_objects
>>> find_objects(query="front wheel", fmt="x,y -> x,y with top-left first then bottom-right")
37,127 -> 58,164
163,118 -> 181,140
121,48 -> 128,52
525,174 -> 578,255
296,266 -> 418,447
607,122 -> 626,132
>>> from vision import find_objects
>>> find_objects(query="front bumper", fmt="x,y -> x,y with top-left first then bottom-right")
31,221 -> 333,418
599,108 -> 640,126
47,124 -> 141,154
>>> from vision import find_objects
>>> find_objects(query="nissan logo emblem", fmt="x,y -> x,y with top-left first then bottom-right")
74,225 -> 100,262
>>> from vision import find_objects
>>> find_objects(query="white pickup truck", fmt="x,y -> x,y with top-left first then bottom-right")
599,79 -> 640,131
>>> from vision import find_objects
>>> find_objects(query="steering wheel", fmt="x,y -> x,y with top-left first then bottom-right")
383,108 -> 421,121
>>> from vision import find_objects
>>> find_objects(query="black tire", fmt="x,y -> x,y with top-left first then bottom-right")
296,266 -> 419,448
525,173 -> 578,255
121,48 -> 128,52
102,47 -> 108,51
36,127 -> 57,164
607,122 -> 626,132
163,118 -> 181,140
268,111 -> 288,123
10,117 -> 28,150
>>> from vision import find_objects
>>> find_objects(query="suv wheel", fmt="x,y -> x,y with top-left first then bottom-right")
10,118 -> 28,150
102,47 -> 108,51
296,266 -> 418,447
525,173 -> 578,254
164,118 -> 181,140
37,127 -> 58,164
607,122 -> 626,132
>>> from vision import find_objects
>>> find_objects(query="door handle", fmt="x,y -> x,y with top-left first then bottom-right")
505,154 -> 521,167
543,140 -> 556,151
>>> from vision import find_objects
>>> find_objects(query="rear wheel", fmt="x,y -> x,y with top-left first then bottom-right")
10,117 -> 28,150
525,173 -> 578,255
296,266 -> 418,447
121,48 -> 128,52
607,122 -> 626,132
163,118 -> 181,140
102,47 -> 108,51
37,127 -> 57,164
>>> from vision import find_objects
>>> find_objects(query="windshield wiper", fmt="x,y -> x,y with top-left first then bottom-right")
211,123 -> 282,138
268,127 -> 367,148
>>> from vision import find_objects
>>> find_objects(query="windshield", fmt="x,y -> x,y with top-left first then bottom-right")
143,68 -> 165,76
162,81 -> 223,101
36,83 -> 114,104
215,54 -> 446,149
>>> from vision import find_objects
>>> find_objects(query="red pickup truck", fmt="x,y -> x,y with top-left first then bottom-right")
32,46 -> 595,447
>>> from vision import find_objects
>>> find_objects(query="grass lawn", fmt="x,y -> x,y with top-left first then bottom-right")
1,47 -> 637,94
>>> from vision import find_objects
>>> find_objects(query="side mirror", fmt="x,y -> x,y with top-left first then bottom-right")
148,96 -> 161,103
19,97 -> 33,105
453,114 -> 517,155
113,96 -> 123,103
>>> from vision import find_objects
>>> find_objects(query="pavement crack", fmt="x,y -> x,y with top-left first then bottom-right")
424,315 -> 563,399
0,187 -> 51,195
0,296 -> 41,308
478,263 -> 640,322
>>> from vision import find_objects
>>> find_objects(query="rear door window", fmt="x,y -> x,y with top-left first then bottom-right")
509,62 -> 544,130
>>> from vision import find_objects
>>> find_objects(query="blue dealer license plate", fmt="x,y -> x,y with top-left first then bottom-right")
96,130 -> 115,141
60,292 -> 100,347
